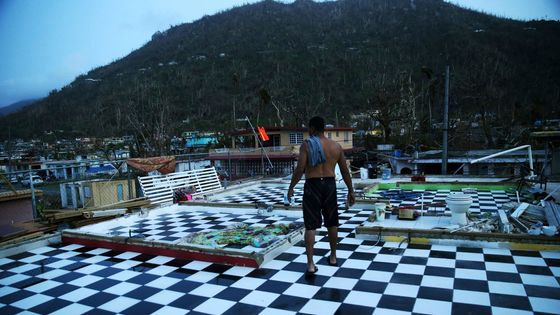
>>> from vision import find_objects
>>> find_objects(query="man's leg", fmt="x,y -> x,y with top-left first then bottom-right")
327,226 -> 338,264
305,229 -> 316,272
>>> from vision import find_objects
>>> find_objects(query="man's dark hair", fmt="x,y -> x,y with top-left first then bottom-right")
309,116 -> 325,132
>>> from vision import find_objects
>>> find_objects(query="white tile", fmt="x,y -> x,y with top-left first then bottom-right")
108,270 -> 141,281
86,248 -> 111,255
299,299 -> 341,315
183,260 -> 212,270
20,254 -> 47,263
98,296 -> 140,313
26,280 -> 62,293
189,283 -> 227,297
361,270 -> 393,283
9,264 -> 39,274
520,273 -> 560,287
112,260 -> 142,270
384,283 -> 419,298
540,251 -> 560,259
485,262 -> 518,273
403,248 -> 430,257
488,281 -> 526,296
187,271 -> 219,283
529,297 -> 560,314
456,252 -> 485,262
283,283 -> 321,299
259,308 -> 296,315
373,254 -> 401,263
455,268 -> 487,280
28,246 -> 57,254
193,298 -> 236,315
513,256 -> 547,266
453,290 -> 490,306
146,276 -> 180,289
231,277 -> 267,290
427,258 -> 455,268
151,305 -> 189,315
81,255 -> 109,264
270,270 -> 303,283
145,289 -> 184,305
373,308 -> 410,315
550,266 -> 560,277
413,298 -> 452,315
53,251 -> 81,259
50,303 -> 92,315
103,282 -> 140,295
0,274 -> 30,285
483,248 -> 511,255
0,258 -> 14,266
75,264 -> 106,275
147,265 -> 177,276
343,290 -> 381,307
491,307 -> 533,315
340,258 -> 371,270
68,275 -> 102,287
114,251 -> 140,260
261,260 -> 290,270
11,294 -> 51,309
355,245 -> 382,254
59,244 -> 84,251
223,266 -> 255,277
420,275 -> 454,289
395,264 -> 426,275
37,269 -> 68,280
240,290 -> 280,307
0,286 -> 18,297
323,277 -> 358,290
146,256 -> 174,265
59,287 -> 98,302
315,265 -> 338,277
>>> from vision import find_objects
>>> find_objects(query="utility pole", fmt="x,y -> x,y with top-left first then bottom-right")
442,65 -> 450,175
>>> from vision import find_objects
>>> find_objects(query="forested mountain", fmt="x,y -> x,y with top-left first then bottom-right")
0,99 -> 37,116
1,0 -> 559,154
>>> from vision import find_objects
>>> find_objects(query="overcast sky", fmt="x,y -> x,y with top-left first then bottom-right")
0,0 -> 558,108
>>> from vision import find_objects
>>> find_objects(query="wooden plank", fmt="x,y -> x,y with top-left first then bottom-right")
511,203 -> 530,218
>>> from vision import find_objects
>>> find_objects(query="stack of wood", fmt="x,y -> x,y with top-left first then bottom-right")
42,197 -> 152,224
507,201 -> 560,234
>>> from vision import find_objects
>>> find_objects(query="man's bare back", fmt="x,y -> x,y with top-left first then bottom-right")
304,136 -> 343,179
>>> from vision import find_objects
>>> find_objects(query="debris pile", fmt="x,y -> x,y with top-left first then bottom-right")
501,201 -> 559,236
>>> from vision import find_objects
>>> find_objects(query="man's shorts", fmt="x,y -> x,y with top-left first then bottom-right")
302,177 -> 339,230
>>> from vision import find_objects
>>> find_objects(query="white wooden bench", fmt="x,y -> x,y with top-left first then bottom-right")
138,167 -> 224,206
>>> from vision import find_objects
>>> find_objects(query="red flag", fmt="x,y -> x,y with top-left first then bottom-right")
258,127 -> 269,141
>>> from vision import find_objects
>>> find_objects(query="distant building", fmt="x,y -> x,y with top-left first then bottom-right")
60,179 -> 135,209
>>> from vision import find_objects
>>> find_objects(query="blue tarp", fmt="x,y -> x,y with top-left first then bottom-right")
86,165 -> 116,174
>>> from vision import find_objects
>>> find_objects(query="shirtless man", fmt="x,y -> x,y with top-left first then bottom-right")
288,116 -> 355,274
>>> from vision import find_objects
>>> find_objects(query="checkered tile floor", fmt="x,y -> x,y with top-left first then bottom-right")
2,208 -> 559,315
210,185 -> 358,210
105,210 -> 301,251
373,189 -> 519,214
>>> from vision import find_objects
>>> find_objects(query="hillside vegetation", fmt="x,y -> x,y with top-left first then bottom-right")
2,0 -> 559,155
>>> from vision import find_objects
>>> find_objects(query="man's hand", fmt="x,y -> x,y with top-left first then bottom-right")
287,187 -> 295,199
347,191 -> 355,207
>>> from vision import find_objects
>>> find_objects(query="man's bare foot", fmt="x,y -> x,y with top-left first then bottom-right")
328,255 -> 337,266
306,264 -> 318,275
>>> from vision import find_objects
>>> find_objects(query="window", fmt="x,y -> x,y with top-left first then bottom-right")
336,131 -> 339,137
344,131 -> 350,143
327,132 -> 332,139
117,184 -> 124,201
289,133 -> 303,144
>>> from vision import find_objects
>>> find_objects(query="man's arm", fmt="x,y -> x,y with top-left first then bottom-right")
337,145 -> 355,206
288,143 -> 308,198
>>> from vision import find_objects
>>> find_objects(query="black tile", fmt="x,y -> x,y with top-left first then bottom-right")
222,302 -> 264,315
353,280 -> 388,293
377,294 -> 415,312
99,250 -> 125,257
338,244 -> 359,251
489,293 -> 532,310
121,301 -> 163,314
544,258 -> 560,267
348,252 -> 376,261
256,280 -> 291,293
418,286 -> 453,301
92,267 -> 122,278
51,272 -> 84,283
0,261 -> 25,271
516,265 -> 552,275
268,295 -> 309,312
455,260 -> 485,270
83,308 -> 114,315
454,279 -> 489,292
400,256 -> 428,265
511,250 -> 542,257
203,264 -> 232,274
86,278 -> 121,291
334,268 -> 365,279
524,284 -> 560,299
63,262 -> 90,271
169,293 -> 207,309
457,247 -> 483,253
124,286 -> 162,299
390,273 -> 422,285
0,290 -> 34,304
283,262 -> 308,272
127,273 -> 160,285
379,247 -> 405,255
312,287 -> 350,302
207,274 -> 242,287
275,253 -> 299,261
407,244 -> 432,250
336,303 -> 375,315
0,305 -> 25,315
296,274 -> 330,287
486,271 -> 522,283
7,252 -> 35,260
43,284 -> 80,298
484,254 -> 514,263
368,262 -> 398,272
215,287 -> 252,301
164,258 -> 192,268
80,292 -> 119,307
424,266 -> 455,278
167,268 -> 198,279
29,298 -> 72,314
451,302 -> 492,315
429,250 -> 456,259
12,277 -> 45,290
247,268 -> 278,279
